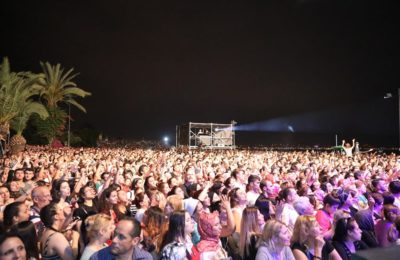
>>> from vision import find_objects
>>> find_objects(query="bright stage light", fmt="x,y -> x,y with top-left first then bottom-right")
163,136 -> 169,142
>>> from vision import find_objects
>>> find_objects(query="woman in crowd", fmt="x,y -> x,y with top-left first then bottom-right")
164,194 -> 183,217
332,217 -> 368,260
144,175 -> 158,191
197,210 -> 229,259
158,181 -> 171,198
160,210 -> 198,259
2,201 -> 30,230
9,221 -> 40,260
291,215 -> 341,260
97,186 -> 119,223
375,204 -> 400,247
0,186 -> 14,206
51,179 -> 72,205
229,187 -> 247,233
238,206 -> 264,260
39,202 -> 79,260
168,186 -> 185,199
256,220 -> 294,260
74,185 -> 98,230
354,208 -> 379,248
316,194 -> 341,236
80,213 -> 115,260
132,191 -> 150,223
0,233 -> 27,260
142,206 -> 168,258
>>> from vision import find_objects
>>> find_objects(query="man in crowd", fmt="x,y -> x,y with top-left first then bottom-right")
90,217 -> 152,260
29,185 -> 52,233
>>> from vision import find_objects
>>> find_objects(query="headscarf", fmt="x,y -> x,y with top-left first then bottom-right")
196,210 -> 220,253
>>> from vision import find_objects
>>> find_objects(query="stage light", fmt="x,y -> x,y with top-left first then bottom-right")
163,136 -> 169,142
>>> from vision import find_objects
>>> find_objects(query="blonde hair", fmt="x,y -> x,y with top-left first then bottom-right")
166,195 -> 183,211
259,220 -> 287,254
291,215 -> 317,246
85,213 -> 113,241
239,207 -> 261,258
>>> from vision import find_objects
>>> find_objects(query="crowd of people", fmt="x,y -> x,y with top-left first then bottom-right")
0,141 -> 400,260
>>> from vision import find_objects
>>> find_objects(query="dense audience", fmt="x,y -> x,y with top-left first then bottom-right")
0,141 -> 400,260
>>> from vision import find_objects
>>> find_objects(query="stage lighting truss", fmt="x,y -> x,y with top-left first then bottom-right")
176,122 -> 236,150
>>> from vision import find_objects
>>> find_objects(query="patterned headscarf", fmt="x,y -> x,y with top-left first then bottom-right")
197,210 -> 220,253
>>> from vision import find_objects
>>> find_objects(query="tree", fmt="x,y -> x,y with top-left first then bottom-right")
37,62 -> 91,144
0,57 -> 45,148
10,99 -> 49,154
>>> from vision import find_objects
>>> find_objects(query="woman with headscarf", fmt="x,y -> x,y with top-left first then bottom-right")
197,210 -> 229,260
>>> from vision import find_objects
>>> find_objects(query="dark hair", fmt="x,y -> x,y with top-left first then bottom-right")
323,194 -> 341,207
383,192 -> 395,205
320,182 -> 330,193
51,179 -> 70,203
0,233 -> 26,256
40,202 -> 59,228
157,182 -> 169,193
210,181 -> 223,194
371,178 -> 383,190
160,210 -> 186,250
224,177 -> 234,188
333,217 -> 357,242
371,192 -> 384,206
354,171 -> 362,180
79,185 -> 91,200
279,187 -> 293,201
248,175 -> 260,184
229,187 -> 241,207
389,181 -> 400,194
9,221 -> 39,260
131,178 -> 143,190
3,201 -> 24,228
100,172 -> 109,180
138,165 -> 147,176
120,217 -> 141,238
167,186 -> 182,197
144,176 -> 155,190
98,187 -> 117,213
337,192 -> 350,208
231,169 -> 241,180
383,205 -> 399,222
133,192 -> 147,208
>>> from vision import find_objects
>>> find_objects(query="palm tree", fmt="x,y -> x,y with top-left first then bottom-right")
39,62 -> 91,112
37,62 -> 91,144
10,98 -> 49,154
0,57 -> 44,147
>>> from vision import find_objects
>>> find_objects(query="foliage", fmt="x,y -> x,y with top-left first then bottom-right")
33,107 -> 67,144
33,62 -> 91,144
0,57 -> 46,135
39,62 -> 91,112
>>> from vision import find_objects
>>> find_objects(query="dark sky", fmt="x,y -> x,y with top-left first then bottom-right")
1,0 -> 399,145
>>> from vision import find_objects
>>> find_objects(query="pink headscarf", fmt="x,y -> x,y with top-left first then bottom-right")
196,210 -> 220,253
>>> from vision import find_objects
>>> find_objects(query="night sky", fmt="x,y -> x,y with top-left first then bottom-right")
1,0 -> 399,146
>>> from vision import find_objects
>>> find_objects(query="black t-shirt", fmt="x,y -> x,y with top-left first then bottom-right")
332,240 -> 368,260
73,203 -> 98,221
291,240 -> 334,260
255,194 -> 270,221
